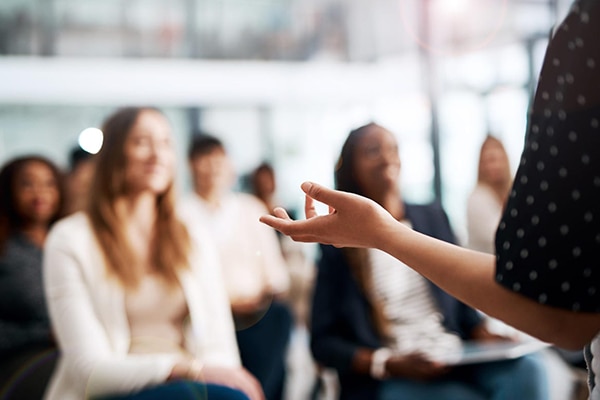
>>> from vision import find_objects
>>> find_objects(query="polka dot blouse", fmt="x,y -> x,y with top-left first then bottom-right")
495,0 -> 600,313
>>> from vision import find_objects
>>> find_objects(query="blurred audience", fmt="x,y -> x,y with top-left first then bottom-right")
43,107 -> 263,400
64,146 -> 96,215
0,155 -> 64,399
180,135 -> 292,400
310,123 -> 549,400
250,162 -> 279,217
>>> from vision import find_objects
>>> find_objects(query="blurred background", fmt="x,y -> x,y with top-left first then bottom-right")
0,0 -> 574,241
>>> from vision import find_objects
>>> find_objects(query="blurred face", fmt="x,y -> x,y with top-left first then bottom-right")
122,110 -> 175,195
480,142 -> 509,185
65,158 -> 95,213
353,126 -> 401,196
68,159 -> 95,195
13,161 -> 60,225
190,147 -> 234,196
254,169 -> 275,198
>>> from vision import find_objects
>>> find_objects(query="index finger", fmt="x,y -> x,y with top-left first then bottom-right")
305,194 -> 318,219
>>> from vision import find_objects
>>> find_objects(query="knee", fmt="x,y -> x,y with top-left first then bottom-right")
511,354 -> 548,383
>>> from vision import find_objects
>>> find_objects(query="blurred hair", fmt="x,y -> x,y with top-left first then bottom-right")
334,122 -> 381,196
335,122 -> 393,341
250,161 -> 275,197
87,106 -> 190,288
68,146 -> 94,172
0,155 -> 65,253
477,135 -> 513,202
188,133 -> 224,161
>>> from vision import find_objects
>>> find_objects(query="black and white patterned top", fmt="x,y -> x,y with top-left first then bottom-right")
0,234 -> 52,356
494,1 -> 600,395
495,0 -> 600,314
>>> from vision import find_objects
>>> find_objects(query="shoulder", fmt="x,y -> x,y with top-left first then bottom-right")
234,192 -> 269,212
43,213 -> 103,281
46,212 -> 93,247
227,193 -> 271,225
405,201 -> 448,219
319,243 -> 343,258
182,217 -> 213,247
181,218 -> 221,270
177,194 -> 204,217
317,244 -> 350,271
468,185 -> 496,204
405,201 -> 456,241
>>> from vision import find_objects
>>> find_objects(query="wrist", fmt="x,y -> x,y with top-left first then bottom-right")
370,348 -> 392,380
187,359 -> 204,380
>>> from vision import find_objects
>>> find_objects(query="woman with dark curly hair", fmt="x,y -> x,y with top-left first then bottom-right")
0,155 -> 64,399
309,123 -> 548,400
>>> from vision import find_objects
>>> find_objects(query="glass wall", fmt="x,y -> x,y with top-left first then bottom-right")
0,0 -> 574,238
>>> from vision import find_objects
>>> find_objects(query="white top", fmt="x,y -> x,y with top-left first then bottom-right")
126,274 -> 189,355
466,184 -> 534,338
368,247 -> 462,360
592,334 -> 600,400
179,192 -> 290,304
43,213 -> 240,400
466,184 -> 503,255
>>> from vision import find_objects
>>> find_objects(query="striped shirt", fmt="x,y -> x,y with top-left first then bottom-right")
368,243 -> 461,361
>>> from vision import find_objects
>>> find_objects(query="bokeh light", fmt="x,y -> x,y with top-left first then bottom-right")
77,127 -> 104,154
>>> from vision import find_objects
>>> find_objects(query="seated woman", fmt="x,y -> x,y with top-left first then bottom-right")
310,123 -> 549,400
0,155 -> 64,399
42,107 -> 263,400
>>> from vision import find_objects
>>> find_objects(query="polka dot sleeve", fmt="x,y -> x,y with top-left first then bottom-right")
495,0 -> 600,313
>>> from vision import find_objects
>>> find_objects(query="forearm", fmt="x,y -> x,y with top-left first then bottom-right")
378,222 -> 600,349
261,183 -> 600,348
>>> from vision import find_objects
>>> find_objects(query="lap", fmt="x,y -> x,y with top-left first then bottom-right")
96,381 -> 250,400
378,377 -> 486,400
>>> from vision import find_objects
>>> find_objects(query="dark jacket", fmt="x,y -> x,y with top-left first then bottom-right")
310,202 -> 483,400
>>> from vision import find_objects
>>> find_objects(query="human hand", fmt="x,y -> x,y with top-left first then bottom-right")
259,182 -> 398,249
199,365 -> 264,400
386,353 -> 451,381
169,362 -> 264,400
231,293 -> 271,316
470,324 -> 518,343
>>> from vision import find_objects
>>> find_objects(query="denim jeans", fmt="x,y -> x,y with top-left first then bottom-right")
379,353 -> 549,400
96,381 -> 250,400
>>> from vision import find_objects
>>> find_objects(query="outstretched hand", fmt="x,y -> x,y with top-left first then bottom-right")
259,182 -> 398,249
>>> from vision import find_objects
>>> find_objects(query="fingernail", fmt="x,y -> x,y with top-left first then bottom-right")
301,181 -> 313,192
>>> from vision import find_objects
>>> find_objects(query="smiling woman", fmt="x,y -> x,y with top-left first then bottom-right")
308,123 -> 549,400
0,155 -> 64,399
42,107 -> 264,400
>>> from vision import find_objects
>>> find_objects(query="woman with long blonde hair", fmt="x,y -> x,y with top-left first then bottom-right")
43,107 -> 263,400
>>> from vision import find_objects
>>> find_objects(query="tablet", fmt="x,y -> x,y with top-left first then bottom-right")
434,339 -> 550,366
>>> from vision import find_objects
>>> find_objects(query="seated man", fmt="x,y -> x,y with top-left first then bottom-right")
180,134 -> 293,400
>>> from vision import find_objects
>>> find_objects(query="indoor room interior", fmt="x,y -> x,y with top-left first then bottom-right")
0,1 -> 591,400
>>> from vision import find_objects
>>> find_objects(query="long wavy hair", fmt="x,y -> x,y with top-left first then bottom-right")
334,123 -> 379,197
87,107 -> 190,288
335,122 -> 392,340
0,155 -> 65,254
